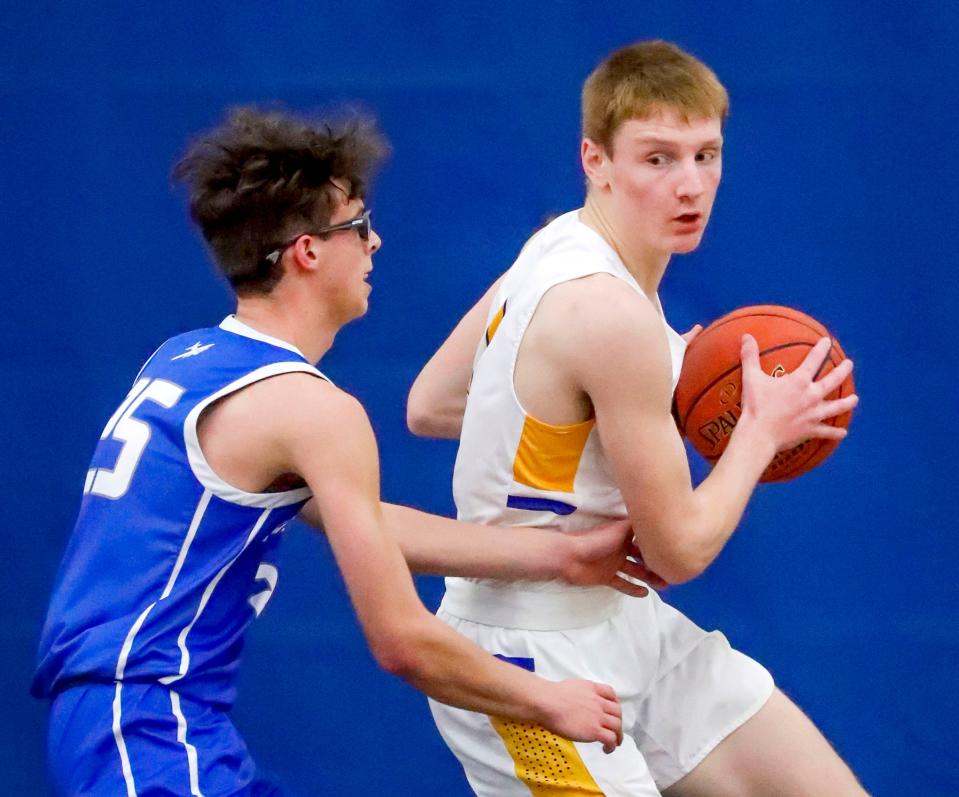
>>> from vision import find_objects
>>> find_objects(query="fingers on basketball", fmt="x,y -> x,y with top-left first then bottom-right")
797,336 -> 833,379
676,305 -> 857,481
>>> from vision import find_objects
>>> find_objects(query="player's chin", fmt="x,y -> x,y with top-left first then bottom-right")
670,232 -> 705,253
347,295 -> 370,321
358,283 -> 372,308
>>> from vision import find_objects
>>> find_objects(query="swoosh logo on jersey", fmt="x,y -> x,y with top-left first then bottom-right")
172,342 -> 215,360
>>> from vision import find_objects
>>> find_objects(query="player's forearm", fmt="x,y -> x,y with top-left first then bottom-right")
385,613 -> 553,723
406,354 -> 470,439
340,536 -> 554,723
381,502 -> 567,580
408,278 -> 504,439
304,500 -> 577,582
665,416 -> 777,581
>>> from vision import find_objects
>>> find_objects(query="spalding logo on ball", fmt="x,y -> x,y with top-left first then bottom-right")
674,305 -> 856,482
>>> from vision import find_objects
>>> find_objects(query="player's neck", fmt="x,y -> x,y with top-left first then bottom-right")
580,195 -> 670,299
233,289 -> 338,364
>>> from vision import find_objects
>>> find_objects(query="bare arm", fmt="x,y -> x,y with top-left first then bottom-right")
546,276 -> 857,584
401,271 -> 666,590
407,275 -> 504,438
300,499 -> 661,593
263,375 -> 622,749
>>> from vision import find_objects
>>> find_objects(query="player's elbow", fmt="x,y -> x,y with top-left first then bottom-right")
406,379 -> 433,436
372,644 -> 416,678
641,549 -> 705,585
657,554 -> 709,585
406,385 -> 461,439
406,395 -> 436,438
636,523 -> 716,585
368,619 -> 433,680
370,634 -> 419,678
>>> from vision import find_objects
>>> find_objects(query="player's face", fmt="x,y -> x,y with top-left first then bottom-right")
314,195 -> 382,323
603,109 -> 723,256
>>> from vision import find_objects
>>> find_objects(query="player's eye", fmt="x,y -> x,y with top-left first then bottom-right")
646,153 -> 671,167
696,149 -> 720,164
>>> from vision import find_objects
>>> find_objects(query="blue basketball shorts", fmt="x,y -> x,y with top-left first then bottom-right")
46,681 -> 286,796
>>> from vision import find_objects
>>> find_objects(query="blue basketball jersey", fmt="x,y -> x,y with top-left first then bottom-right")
33,316 -> 326,708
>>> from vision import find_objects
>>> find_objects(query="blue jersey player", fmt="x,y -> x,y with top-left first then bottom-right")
32,107 -> 656,796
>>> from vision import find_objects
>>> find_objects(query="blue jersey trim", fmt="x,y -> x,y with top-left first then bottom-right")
506,495 -> 577,515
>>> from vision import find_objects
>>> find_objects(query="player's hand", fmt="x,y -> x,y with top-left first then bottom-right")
681,323 -> 703,345
538,679 -> 623,754
740,334 -> 858,452
563,520 -> 667,595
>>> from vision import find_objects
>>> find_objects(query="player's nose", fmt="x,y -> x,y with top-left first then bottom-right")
675,159 -> 705,200
368,227 -> 382,254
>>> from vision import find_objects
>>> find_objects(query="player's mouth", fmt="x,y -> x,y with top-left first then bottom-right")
672,212 -> 704,233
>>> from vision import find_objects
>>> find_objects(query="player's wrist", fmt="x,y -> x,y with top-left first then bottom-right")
729,409 -> 779,466
491,665 -> 555,727
555,534 -> 582,583
527,679 -> 563,728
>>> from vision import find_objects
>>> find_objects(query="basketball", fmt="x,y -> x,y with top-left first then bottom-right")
674,305 -> 855,482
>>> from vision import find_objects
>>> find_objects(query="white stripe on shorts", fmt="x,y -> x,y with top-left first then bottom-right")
112,681 -> 138,797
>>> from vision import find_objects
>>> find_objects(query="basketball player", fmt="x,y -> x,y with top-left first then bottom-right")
31,107 -> 655,796
407,42 -> 866,796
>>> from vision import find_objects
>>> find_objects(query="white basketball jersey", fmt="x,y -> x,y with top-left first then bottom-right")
444,211 -> 686,626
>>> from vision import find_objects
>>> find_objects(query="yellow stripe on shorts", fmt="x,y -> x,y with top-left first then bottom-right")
490,717 -> 605,795
512,414 -> 594,493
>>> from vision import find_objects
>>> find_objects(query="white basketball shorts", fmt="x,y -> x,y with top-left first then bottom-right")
429,586 -> 774,796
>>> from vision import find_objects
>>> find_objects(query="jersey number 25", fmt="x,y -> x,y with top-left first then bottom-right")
84,377 -> 185,500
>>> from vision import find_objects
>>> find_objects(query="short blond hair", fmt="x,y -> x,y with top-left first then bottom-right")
582,40 -> 729,151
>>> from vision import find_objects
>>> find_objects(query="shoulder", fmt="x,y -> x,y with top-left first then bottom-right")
252,371 -> 364,421
210,371 -> 369,442
536,275 -> 673,392
241,373 -> 378,476
540,273 -> 662,340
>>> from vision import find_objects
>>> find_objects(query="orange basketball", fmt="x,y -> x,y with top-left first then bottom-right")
674,305 -> 855,482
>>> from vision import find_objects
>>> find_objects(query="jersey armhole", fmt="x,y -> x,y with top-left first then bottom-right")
183,362 -> 329,508
506,267 -> 641,421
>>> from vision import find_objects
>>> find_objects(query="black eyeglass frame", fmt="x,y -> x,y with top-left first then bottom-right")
263,209 -> 372,265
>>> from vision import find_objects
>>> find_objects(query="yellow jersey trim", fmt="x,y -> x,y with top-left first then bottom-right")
512,414 -> 594,493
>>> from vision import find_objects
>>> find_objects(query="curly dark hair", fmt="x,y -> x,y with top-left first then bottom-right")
173,106 -> 389,295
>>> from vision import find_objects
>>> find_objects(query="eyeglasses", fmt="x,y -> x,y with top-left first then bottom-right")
264,209 -> 372,265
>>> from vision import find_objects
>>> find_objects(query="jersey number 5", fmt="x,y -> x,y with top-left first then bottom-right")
84,377 -> 185,500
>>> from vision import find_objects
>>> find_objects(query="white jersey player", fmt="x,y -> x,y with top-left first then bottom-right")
408,41 -> 866,796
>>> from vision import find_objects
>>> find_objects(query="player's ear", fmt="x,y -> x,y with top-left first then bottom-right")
289,236 -> 322,273
581,138 -> 611,190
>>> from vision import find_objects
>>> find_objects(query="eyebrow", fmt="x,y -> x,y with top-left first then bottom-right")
633,137 -> 724,148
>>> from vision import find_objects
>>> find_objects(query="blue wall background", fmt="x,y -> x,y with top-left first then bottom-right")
3,2 -> 957,794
